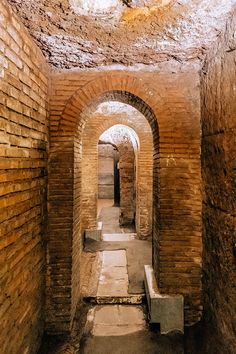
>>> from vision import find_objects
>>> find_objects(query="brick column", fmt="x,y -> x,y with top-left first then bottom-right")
46,136 -> 74,333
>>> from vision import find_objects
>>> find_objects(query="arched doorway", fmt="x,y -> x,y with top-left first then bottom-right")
47,73 -> 202,333
98,124 -> 139,229
81,102 -> 153,240
47,88 -> 159,333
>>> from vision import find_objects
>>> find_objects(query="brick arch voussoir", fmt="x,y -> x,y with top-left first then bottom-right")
58,75 -> 161,136
82,119 -> 143,160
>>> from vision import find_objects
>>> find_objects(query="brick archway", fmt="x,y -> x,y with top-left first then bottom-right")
98,125 -> 137,226
81,113 -> 153,239
48,72 -> 202,334
51,74 -> 164,135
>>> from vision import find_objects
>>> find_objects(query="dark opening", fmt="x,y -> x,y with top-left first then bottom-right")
114,151 -> 120,207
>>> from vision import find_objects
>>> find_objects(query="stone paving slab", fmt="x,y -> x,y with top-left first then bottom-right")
97,250 -> 129,297
98,206 -> 135,234
102,250 -> 127,267
81,330 -> 184,354
103,233 -> 136,241
84,240 -> 152,294
91,305 -> 146,336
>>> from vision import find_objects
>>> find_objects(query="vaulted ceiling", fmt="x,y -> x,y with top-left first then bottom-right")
8,0 -> 236,68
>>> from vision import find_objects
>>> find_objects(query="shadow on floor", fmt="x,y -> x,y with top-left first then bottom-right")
80,329 -> 184,354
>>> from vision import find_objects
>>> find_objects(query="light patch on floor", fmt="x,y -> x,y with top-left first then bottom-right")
97,199 -> 114,217
91,305 -> 146,336
102,233 -> 136,241
97,250 -> 129,297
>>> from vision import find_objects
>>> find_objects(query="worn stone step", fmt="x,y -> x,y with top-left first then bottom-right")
85,294 -> 145,305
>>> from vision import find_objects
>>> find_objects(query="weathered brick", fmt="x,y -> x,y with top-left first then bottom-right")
0,1 -> 49,354
48,69 -> 202,331
201,11 -> 236,354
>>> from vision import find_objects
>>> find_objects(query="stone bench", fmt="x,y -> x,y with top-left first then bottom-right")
144,265 -> 184,334
85,222 -> 103,242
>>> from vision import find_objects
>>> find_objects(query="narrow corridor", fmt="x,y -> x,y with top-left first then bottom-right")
2,2 -> 235,352
39,202 -> 184,354
80,202 -> 184,354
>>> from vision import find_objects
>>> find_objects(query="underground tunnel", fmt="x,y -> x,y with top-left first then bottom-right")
0,0 -> 236,353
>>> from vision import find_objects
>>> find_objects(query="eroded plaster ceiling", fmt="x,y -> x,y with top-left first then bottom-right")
8,0 -> 236,69
100,124 -> 139,150
95,102 -> 141,116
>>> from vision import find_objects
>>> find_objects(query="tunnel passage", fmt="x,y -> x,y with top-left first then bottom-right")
2,0 -> 236,353
47,75 -> 202,334
82,103 -> 153,239
98,124 -> 139,227
99,124 -> 139,227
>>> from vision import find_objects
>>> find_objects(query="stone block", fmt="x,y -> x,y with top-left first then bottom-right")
144,265 -> 184,334
85,222 -> 103,242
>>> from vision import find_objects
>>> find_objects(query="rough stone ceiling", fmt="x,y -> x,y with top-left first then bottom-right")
8,0 -> 236,69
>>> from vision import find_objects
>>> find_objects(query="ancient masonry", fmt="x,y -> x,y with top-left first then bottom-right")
0,0 -> 235,353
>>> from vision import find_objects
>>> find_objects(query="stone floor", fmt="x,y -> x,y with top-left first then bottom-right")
97,200 -> 136,234
39,202 -> 183,354
80,203 -> 184,354
87,305 -> 146,336
97,199 -> 114,218
102,233 -> 136,241
97,250 -> 129,297
80,328 -> 184,354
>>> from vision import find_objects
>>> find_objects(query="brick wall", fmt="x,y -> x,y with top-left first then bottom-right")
48,70 -> 202,332
117,135 -> 136,226
3,0 -> 234,347
0,0 -> 49,353
200,10 -> 236,353
98,144 -> 115,199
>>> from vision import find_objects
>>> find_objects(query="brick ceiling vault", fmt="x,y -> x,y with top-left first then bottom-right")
57,88 -> 160,145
